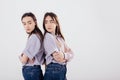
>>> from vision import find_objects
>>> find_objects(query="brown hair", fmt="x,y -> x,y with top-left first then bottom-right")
43,12 -> 65,40
21,12 -> 44,42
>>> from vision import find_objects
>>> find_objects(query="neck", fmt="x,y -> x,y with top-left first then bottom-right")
51,32 -> 56,36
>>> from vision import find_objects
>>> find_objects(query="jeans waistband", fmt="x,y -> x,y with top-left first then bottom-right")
23,65 -> 41,68
47,62 -> 66,67
33,65 -> 41,68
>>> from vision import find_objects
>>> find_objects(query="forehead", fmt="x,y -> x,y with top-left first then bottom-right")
22,16 -> 33,22
45,16 -> 54,20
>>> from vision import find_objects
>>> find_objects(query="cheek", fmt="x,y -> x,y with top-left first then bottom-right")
53,25 -> 57,29
45,24 -> 48,29
31,25 -> 35,31
32,26 -> 35,30
24,26 -> 28,30
45,24 -> 48,27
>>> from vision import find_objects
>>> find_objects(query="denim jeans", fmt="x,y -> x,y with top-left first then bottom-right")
43,63 -> 67,80
22,65 -> 43,80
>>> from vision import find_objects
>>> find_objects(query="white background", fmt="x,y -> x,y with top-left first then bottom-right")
0,0 -> 120,80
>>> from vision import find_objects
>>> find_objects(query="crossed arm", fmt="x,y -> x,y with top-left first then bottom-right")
19,47 -> 73,64
19,53 -> 34,64
52,47 -> 73,63
19,52 -> 65,64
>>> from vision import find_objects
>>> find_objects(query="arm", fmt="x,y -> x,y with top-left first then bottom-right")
52,51 -> 67,63
44,33 -> 67,63
23,34 -> 40,60
53,38 -> 74,62
44,33 -> 70,63
44,33 -> 59,56
19,53 -> 29,64
19,53 -> 34,64
64,43 -> 74,61
19,34 -> 40,64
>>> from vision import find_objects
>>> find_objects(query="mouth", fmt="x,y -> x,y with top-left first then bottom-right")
48,28 -> 52,29
48,28 -> 52,30
26,29 -> 30,31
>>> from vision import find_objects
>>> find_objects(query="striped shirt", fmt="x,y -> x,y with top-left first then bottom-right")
43,32 -> 73,65
22,34 -> 44,66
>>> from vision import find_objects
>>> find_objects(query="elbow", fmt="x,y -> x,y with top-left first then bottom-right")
64,52 -> 74,62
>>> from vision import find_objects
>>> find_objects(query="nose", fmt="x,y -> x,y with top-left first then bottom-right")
25,24 -> 29,28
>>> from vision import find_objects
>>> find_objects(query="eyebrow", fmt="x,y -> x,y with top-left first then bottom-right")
22,20 -> 32,23
27,21 -> 32,23
50,20 -> 54,21
45,19 -> 54,22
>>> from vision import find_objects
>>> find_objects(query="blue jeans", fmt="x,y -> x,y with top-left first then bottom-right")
22,65 -> 43,80
43,63 -> 67,80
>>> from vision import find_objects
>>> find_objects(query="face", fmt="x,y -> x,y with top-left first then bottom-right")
44,16 -> 57,34
22,16 -> 36,34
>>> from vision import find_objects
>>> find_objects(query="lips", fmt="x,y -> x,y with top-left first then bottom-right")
26,29 -> 30,31
48,28 -> 52,29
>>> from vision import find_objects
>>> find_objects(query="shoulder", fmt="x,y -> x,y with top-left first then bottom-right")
28,34 -> 39,41
57,36 -> 65,42
44,32 -> 54,39
44,33 -> 56,44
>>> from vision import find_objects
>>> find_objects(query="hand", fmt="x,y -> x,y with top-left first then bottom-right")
64,46 -> 71,53
19,54 -> 34,64
19,53 -> 28,64
52,52 -> 66,63
28,58 -> 35,64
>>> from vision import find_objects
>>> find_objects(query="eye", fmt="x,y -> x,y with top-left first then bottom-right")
28,21 -> 32,25
50,20 -> 54,23
22,23 -> 26,26
29,22 -> 32,24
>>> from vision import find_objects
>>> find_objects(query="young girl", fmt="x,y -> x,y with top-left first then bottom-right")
19,12 -> 44,80
43,12 -> 74,80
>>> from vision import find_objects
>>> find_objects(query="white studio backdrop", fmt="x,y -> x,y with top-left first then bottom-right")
0,0 -> 120,80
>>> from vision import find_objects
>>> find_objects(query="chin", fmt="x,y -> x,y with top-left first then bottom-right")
47,30 -> 52,33
26,31 -> 31,34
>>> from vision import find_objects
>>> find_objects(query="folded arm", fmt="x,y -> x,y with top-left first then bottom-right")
19,53 -> 34,64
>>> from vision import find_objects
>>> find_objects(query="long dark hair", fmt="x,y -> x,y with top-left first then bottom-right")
21,12 -> 43,42
43,12 -> 65,40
